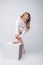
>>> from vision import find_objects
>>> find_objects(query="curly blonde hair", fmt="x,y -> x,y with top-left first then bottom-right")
21,12 -> 31,30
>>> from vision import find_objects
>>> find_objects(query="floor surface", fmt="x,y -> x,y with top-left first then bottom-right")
0,47 -> 43,65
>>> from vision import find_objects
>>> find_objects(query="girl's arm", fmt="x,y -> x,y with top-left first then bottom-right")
15,16 -> 20,35
15,16 -> 23,40
25,25 -> 30,32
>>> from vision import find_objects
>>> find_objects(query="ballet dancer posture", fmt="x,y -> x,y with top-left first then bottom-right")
14,12 -> 31,54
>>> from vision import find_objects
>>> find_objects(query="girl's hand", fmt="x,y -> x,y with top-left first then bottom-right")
15,34 -> 19,39
15,34 -> 21,40
13,34 -> 20,43
25,25 -> 30,31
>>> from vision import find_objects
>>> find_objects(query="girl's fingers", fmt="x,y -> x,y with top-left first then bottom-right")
15,34 -> 21,40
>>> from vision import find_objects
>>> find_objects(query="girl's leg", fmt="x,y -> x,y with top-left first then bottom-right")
15,34 -> 26,53
19,37 -> 26,53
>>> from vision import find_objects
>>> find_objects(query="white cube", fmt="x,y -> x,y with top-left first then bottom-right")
4,42 -> 22,60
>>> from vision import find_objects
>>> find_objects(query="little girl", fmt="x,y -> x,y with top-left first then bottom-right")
14,12 -> 31,53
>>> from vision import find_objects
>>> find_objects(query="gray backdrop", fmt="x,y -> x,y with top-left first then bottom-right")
0,0 -> 43,52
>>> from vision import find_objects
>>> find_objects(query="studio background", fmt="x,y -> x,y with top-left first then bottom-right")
0,0 -> 43,52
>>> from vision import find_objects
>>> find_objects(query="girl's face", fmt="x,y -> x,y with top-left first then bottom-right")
23,14 -> 29,23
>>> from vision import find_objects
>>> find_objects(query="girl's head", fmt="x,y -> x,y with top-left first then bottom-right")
21,12 -> 31,24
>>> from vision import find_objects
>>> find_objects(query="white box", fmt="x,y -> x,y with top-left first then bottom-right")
4,42 -> 22,60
